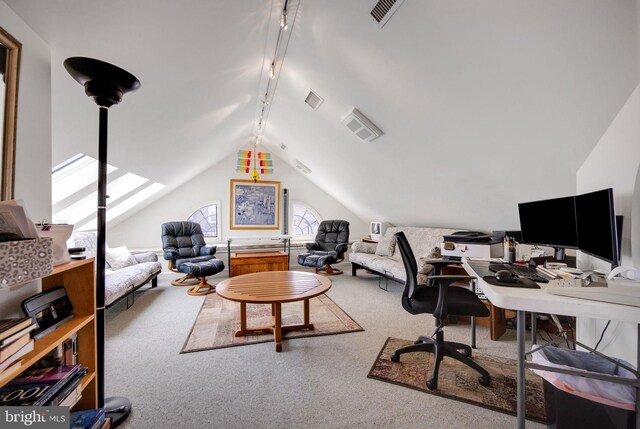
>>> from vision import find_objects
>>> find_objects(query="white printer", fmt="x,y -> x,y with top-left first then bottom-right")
440,231 -> 503,259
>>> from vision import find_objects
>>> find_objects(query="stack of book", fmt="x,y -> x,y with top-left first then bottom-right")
0,317 -> 37,380
69,408 -> 108,429
0,364 -> 88,407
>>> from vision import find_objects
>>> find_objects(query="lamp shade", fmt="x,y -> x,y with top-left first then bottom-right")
64,57 -> 140,107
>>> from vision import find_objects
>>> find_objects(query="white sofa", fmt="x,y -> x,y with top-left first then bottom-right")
69,232 -> 162,308
349,226 -> 456,283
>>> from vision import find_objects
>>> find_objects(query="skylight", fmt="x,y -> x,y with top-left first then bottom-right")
52,154 -> 117,204
52,154 -> 165,230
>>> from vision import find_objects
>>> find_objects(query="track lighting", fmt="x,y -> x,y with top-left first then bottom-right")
280,13 -> 288,31
269,62 -> 275,79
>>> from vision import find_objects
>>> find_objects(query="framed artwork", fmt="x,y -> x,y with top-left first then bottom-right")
230,180 -> 280,230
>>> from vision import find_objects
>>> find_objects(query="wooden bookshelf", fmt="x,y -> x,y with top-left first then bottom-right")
0,258 -> 98,410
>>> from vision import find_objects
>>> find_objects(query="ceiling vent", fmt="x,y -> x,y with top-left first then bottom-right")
342,108 -> 383,142
370,0 -> 406,28
295,160 -> 312,174
304,89 -> 324,110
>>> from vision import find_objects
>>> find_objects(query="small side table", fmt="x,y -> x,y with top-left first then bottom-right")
362,237 -> 379,244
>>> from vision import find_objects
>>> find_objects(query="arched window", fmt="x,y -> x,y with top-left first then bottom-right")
293,203 -> 321,236
187,202 -> 220,238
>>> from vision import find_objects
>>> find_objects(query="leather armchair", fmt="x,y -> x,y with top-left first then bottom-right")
161,221 -> 225,295
298,220 -> 350,275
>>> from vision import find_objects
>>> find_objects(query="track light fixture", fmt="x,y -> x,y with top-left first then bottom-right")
269,62 -> 275,79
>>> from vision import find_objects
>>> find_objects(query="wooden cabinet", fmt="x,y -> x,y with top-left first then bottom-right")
0,258 -> 97,410
229,251 -> 288,277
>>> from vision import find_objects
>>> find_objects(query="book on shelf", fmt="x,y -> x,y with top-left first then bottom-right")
0,364 -> 83,406
0,317 -> 34,341
69,408 -> 105,429
0,340 -> 34,372
0,359 -> 22,383
0,332 -> 31,361
45,366 -> 87,406
58,383 -> 81,407
31,332 -> 78,369
0,322 -> 36,347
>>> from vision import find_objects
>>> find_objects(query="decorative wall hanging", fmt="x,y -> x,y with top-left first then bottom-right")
236,149 -> 273,182
230,179 -> 280,230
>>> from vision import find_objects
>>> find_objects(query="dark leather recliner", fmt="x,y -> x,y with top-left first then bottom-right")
390,231 -> 491,390
161,221 -> 225,296
297,220 -> 350,275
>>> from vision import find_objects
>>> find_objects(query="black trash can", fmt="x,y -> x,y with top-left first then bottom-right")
532,347 -> 637,429
543,380 -> 636,429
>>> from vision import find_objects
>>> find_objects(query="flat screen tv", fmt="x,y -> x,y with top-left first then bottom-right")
518,195 -> 578,260
575,188 -> 619,266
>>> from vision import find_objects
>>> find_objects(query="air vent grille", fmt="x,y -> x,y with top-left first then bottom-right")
304,89 -> 324,110
370,0 -> 405,28
342,108 -> 383,143
295,160 -> 312,174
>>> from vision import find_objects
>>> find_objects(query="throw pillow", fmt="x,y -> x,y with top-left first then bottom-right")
375,231 -> 397,257
105,246 -> 137,270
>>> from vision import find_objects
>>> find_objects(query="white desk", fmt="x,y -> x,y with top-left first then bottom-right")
463,259 -> 640,428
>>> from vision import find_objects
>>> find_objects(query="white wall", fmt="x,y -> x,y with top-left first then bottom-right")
0,0 -> 52,317
575,84 -> 640,363
107,151 -> 368,249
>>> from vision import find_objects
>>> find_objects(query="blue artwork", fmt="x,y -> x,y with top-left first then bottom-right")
231,181 -> 279,228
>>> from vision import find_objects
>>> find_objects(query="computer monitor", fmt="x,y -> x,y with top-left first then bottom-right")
518,195 -> 578,260
575,188 -> 619,266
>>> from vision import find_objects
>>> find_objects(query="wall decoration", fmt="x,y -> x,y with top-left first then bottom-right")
230,180 -> 280,230
236,150 -> 273,182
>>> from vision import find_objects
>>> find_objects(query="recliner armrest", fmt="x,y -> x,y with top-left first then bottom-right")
201,245 -> 217,256
163,249 -> 178,261
335,243 -> 348,254
306,242 -> 321,251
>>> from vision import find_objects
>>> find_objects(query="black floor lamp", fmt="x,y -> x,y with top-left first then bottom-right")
64,57 -> 140,427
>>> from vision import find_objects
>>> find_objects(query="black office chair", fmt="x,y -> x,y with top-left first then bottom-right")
390,231 -> 491,390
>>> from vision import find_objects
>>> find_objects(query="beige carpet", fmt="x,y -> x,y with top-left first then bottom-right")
182,293 -> 363,353
368,337 -> 548,423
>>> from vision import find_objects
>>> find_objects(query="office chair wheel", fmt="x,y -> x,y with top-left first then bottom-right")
390,353 -> 400,362
426,379 -> 437,391
478,374 -> 491,387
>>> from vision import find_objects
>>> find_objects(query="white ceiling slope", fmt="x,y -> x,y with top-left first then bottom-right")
6,0 -> 640,232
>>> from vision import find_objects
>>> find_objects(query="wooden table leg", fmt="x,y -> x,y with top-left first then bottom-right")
274,303 -> 282,352
234,302 -> 248,337
303,299 -> 315,330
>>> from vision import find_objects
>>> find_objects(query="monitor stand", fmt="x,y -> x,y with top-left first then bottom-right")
552,247 -> 576,268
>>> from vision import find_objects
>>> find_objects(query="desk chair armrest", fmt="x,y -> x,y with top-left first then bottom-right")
422,259 -> 462,273
426,275 -> 477,320
200,245 -> 217,256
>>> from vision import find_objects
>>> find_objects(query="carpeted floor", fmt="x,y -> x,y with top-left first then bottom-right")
105,262 -> 548,429
182,293 -> 363,352
368,337 -> 547,423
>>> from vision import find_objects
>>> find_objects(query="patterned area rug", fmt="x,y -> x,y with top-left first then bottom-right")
182,294 -> 363,353
368,337 -> 548,423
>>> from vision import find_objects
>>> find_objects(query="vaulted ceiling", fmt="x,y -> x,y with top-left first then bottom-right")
5,0 -> 640,231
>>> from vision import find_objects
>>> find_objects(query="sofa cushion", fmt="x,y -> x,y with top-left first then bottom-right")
106,246 -> 137,270
105,261 -> 161,306
375,233 -> 396,257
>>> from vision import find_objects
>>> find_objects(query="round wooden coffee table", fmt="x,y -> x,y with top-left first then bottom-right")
216,271 -> 331,352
